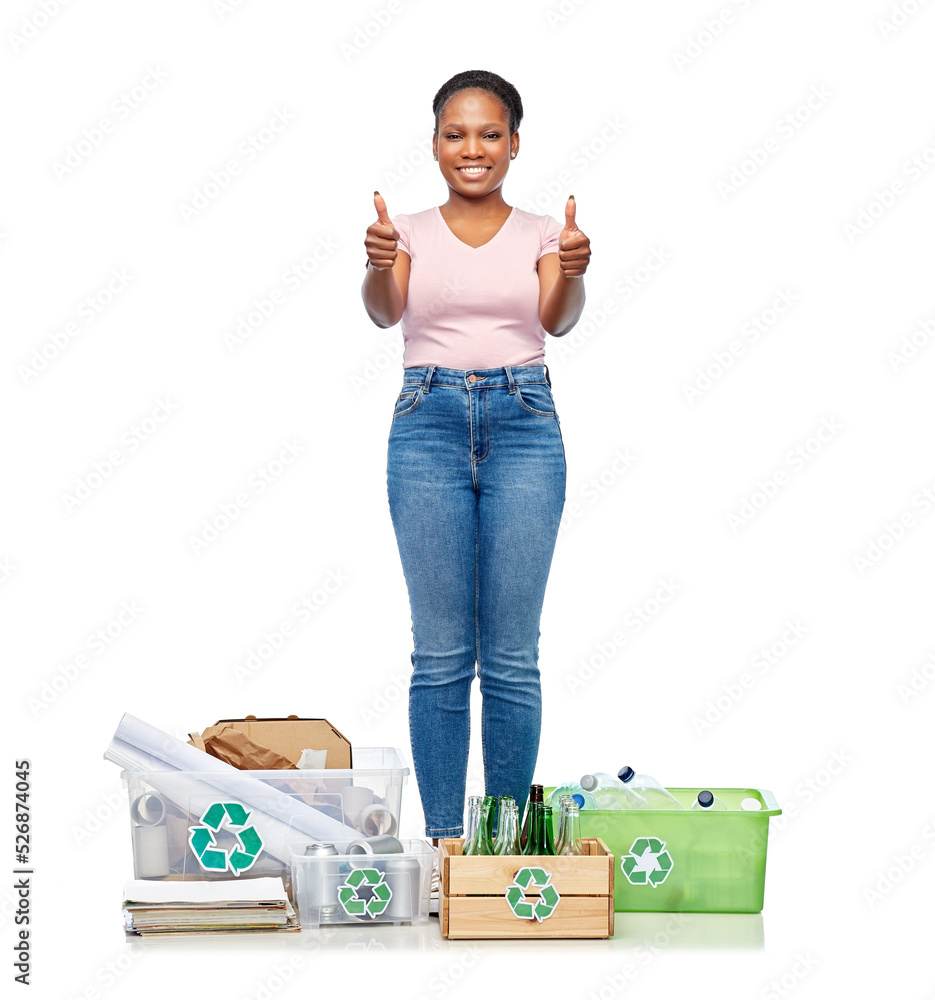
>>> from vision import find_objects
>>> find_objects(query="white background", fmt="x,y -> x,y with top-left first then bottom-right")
3,0 -> 934,996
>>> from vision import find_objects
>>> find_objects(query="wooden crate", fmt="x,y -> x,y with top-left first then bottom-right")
439,836 -> 614,939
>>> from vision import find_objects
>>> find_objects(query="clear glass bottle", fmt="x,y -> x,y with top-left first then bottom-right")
552,794 -> 575,855
495,795 -> 514,842
494,800 -> 521,855
465,796 -> 495,855
691,789 -> 727,811
461,796 -> 481,854
558,801 -> 583,855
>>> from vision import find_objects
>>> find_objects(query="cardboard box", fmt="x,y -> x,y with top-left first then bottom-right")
439,837 -> 615,939
211,716 -> 352,769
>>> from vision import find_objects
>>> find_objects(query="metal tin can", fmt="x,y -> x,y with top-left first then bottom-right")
347,835 -> 404,857
383,856 -> 422,921
304,843 -> 338,856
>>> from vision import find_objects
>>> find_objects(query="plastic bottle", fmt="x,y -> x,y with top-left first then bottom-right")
579,773 -> 648,809
617,766 -> 683,810
691,789 -> 727,811
546,782 -> 596,810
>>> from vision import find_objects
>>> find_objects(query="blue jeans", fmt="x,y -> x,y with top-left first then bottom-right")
386,364 -> 567,837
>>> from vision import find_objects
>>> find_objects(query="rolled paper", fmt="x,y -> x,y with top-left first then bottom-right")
132,825 -> 170,878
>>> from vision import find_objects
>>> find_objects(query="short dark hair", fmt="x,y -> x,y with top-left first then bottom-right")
432,70 -> 524,136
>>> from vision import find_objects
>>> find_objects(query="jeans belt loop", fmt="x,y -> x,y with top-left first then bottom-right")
422,365 -> 436,394
504,365 -> 516,394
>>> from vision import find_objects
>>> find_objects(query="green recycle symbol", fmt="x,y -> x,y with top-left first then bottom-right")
188,802 -> 263,876
505,867 -> 560,922
621,836 -> 674,887
338,868 -> 393,918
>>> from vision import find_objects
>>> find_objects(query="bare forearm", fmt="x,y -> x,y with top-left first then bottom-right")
541,274 -> 586,336
361,263 -> 404,328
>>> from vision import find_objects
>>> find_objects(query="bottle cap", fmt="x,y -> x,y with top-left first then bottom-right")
618,766 -> 635,783
572,793 -> 585,809
697,790 -> 714,808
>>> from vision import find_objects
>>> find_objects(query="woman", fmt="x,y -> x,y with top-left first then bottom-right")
361,69 -> 590,845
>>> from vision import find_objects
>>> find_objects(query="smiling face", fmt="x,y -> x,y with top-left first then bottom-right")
433,88 -> 518,199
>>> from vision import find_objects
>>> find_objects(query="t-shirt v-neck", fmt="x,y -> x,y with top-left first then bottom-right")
390,204 -> 564,369
434,205 -> 517,251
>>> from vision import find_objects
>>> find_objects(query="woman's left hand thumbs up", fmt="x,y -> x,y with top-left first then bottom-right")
558,195 -> 591,278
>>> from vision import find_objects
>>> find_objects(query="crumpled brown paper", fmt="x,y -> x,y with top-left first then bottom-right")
198,724 -> 298,770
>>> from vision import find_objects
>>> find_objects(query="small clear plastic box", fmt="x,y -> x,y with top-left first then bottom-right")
290,839 -> 435,928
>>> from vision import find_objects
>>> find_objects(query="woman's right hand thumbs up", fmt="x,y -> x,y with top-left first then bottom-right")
365,190 -> 399,270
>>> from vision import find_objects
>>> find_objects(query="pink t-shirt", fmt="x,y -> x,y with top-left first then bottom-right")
390,206 -> 563,369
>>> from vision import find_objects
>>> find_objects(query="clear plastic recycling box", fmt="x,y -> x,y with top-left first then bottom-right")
121,747 -> 409,895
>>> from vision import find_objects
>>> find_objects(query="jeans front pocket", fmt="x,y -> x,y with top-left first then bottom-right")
393,387 -> 423,419
515,382 -> 556,417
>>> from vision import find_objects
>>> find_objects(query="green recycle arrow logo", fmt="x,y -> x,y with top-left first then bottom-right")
505,867 -> 560,922
187,802 -> 263,876
337,868 -> 393,918
620,836 -> 674,887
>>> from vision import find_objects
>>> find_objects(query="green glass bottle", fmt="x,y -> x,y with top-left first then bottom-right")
522,800 -> 556,856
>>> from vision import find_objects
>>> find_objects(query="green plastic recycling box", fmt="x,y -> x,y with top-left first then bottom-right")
544,786 -> 781,913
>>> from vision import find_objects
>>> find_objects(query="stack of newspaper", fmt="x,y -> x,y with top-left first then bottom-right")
122,877 -> 299,936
